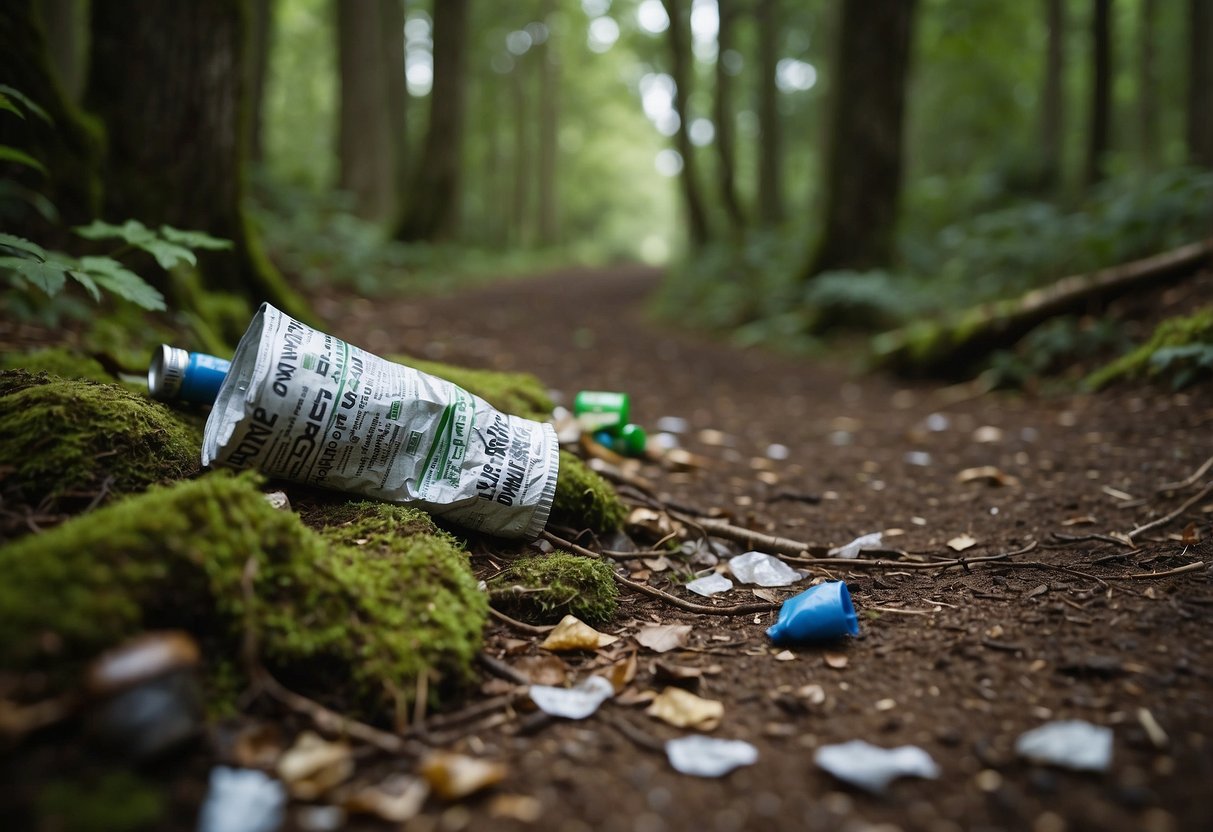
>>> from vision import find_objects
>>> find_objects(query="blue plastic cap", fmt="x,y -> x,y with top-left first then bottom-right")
766,581 -> 859,645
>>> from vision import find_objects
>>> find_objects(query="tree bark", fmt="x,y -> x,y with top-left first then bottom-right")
337,0 -> 396,221
662,0 -> 712,249
755,0 -> 782,226
34,0 -> 86,101
85,0 -> 307,323
395,0 -> 469,242
1187,0 -> 1213,167
1084,0 -> 1112,187
1136,0 -> 1156,166
381,0 -> 408,217
713,0 -> 746,232
537,0 -> 559,247
805,0 -> 915,277
0,0 -> 102,236
512,55 -> 532,247
246,0 -> 271,163
1039,0 -> 1065,191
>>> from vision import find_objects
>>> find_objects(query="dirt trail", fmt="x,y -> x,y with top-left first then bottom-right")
324,266 -> 1213,832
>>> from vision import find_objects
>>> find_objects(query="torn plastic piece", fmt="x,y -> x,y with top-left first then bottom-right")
685,573 -> 733,596
767,581 -> 859,645
1015,720 -> 1113,772
196,767 -> 287,832
727,551 -> 803,587
203,304 -> 559,540
148,345 -> 231,403
665,735 -> 759,777
828,532 -> 883,559
529,675 -> 614,720
814,740 -> 940,793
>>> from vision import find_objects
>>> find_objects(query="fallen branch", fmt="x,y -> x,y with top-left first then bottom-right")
1157,455 -> 1213,495
1127,481 -> 1213,540
1122,561 -> 1206,580
488,607 -> 554,635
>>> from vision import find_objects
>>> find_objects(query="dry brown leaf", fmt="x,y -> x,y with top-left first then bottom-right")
231,722 -> 283,769
615,688 -> 658,706
420,752 -> 508,801
947,534 -> 978,552
489,793 -> 544,823
513,654 -> 570,686
635,623 -> 692,653
824,652 -> 849,669
601,651 -> 638,693
277,731 -> 354,800
751,588 -> 781,603
645,687 -> 723,730
540,615 -> 619,652
956,466 -> 1020,487
1181,522 -> 1200,545
796,684 -> 826,704
345,774 -> 429,823
626,507 -> 676,539
653,661 -> 705,687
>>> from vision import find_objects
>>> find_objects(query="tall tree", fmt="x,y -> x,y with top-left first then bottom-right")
395,0 -> 469,242
713,0 -> 746,231
1136,0 -> 1157,166
34,0 -> 87,101
337,0 -> 396,220
86,0 -> 306,322
1084,0 -> 1112,187
1187,0 -> 1213,167
804,0 -> 916,277
754,0 -> 783,226
512,49 -> 533,247
380,0 -> 408,214
1039,0 -> 1065,190
662,0 -> 712,249
537,0 -> 559,246
246,0 -> 272,163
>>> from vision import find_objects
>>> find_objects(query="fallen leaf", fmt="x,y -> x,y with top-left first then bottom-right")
601,651 -> 638,693
751,588 -> 781,603
646,687 -> 723,730
1025,584 -> 1048,599
1181,521 -> 1199,545
540,615 -> 619,652
513,654 -> 570,686
824,652 -> 849,669
643,556 -> 672,572
277,731 -> 354,800
796,684 -> 826,704
957,466 -> 1020,487
947,534 -> 978,552
420,752 -> 509,801
489,793 -> 543,823
615,688 -> 657,706
626,507 -> 676,540
635,624 -> 692,653
653,661 -> 705,686
972,426 -> 1004,443
345,774 -> 429,823
231,722 -> 283,769
774,650 -> 796,662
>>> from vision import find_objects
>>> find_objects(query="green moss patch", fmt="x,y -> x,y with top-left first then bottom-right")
1086,306 -> 1213,390
488,551 -> 619,626
389,354 -> 554,421
0,370 -> 201,510
0,348 -> 115,384
550,450 -> 626,534
35,771 -> 165,832
0,472 -> 486,709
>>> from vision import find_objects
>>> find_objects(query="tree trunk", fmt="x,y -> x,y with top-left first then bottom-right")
0,0 -> 102,237
537,0 -> 559,247
34,0 -> 86,101
805,0 -> 915,277
381,0 -> 408,217
713,0 -> 746,232
662,0 -> 712,249
1084,0 -> 1112,187
755,0 -> 782,226
337,0 -> 396,221
246,0 -> 271,163
512,56 -> 532,247
395,0 -> 469,243
1039,0 -> 1065,191
1136,0 -> 1156,167
85,0 -> 307,323
1187,0 -> 1213,167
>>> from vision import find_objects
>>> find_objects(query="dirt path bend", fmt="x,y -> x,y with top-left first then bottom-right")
326,267 -> 1213,832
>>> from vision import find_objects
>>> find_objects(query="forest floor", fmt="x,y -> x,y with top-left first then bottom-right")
305,264 -> 1213,832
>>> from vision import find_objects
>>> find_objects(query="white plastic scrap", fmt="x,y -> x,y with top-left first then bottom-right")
814,740 -> 941,793
828,532 -> 883,559
197,767 -> 287,832
665,735 -> 759,777
529,675 -> 615,720
727,551 -> 803,587
1015,720 -> 1113,772
686,573 -> 734,597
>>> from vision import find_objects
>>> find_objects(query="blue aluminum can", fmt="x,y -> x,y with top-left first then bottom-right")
148,345 -> 231,404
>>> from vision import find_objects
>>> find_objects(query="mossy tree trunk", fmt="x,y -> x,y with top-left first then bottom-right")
246,0 -> 271,163
1039,0 -> 1066,192
1084,0 -> 1112,188
713,0 -> 746,233
1187,0 -> 1213,168
804,0 -> 916,277
84,0 -> 307,322
754,0 -> 783,227
337,0 -> 397,222
662,0 -> 713,250
0,0 -> 102,238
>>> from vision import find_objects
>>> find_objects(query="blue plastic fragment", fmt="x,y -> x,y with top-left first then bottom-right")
766,581 -> 859,645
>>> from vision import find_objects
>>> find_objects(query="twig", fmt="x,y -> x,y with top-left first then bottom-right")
477,653 -> 531,686
1157,455 -> 1213,494
868,606 -> 938,616
488,607 -> 555,635
612,572 -> 779,616
1127,481 -> 1213,540
1122,561 -> 1205,580
668,512 -> 817,557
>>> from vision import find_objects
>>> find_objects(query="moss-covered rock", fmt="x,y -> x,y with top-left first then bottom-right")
0,348 -> 115,384
389,354 -> 554,421
0,370 -> 201,509
488,551 -> 619,626
1086,306 -> 1213,390
549,450 -> 626,534
0,472 -> 486,708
